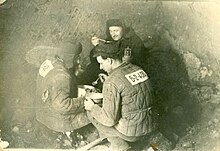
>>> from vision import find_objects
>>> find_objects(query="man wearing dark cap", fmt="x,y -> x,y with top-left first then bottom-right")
91,19 -> 146,67
79,19 -> 146,90
84,43 -> 156,151
26,42 -> 91,147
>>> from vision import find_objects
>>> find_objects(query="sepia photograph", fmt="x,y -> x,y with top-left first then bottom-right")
0,0 -> 220,150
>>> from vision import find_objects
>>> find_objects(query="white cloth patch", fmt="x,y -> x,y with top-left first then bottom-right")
125,70 -> 148,85
39,59 -> 54,77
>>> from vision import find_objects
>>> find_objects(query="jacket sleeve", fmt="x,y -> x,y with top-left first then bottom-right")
130,35 -> 146,67
90,83 -> 120,127
50,72 -> 85,115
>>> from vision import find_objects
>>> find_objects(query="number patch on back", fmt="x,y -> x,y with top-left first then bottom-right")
39,59 -> 54,77
125,70 -> 148,85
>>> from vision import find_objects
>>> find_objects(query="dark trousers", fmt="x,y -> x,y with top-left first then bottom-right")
87,112 -> 142,151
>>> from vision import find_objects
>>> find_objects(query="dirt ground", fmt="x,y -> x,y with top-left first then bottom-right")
0,0 -> 220,151
0,83 -> 219,151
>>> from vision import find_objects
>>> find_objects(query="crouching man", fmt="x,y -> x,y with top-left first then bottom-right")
26,42 -> 91,147
84,43 -> 157,151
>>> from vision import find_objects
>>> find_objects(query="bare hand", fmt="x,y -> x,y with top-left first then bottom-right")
122,56 -> 132,63
91,36 -> 99,46
75,68 -> 84,77
84,97 -> 95,110
98,73 -> 108,83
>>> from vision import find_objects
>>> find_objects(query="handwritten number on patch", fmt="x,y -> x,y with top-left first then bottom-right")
42,64 -> 49,71
39,60 -> 54,77
125,70 -> 148,85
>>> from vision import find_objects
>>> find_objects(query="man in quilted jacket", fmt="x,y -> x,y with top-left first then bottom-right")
84,43 -> 156,151
26,42 -> 90,140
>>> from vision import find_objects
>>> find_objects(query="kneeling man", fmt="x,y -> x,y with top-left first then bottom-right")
85,43 -> 156,151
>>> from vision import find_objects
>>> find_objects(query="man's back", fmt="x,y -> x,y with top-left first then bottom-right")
103,63 -> 155,137
36,58 -> 90,132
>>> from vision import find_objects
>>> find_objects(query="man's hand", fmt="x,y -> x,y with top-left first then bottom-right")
84,97 -> 95,110
75,67 -> 84,77
98,73 -> 108,83
122,56 -> 132,63
91,36 -> 99,46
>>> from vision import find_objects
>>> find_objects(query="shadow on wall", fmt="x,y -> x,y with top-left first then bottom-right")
143,26 -> 200,138
0,100 -> 6,128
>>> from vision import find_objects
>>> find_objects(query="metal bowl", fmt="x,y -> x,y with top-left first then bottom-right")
87,93 -> 103,103
77,85 -> 95,97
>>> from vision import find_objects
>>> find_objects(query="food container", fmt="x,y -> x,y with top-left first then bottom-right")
77,85 -> 95,97
87,93 -> 103,104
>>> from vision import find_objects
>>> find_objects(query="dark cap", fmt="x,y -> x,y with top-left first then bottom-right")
93,43 -> 121,58
106,19 -> 124,28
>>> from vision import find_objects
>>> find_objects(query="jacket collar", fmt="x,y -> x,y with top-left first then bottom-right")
109,62 -> 128,75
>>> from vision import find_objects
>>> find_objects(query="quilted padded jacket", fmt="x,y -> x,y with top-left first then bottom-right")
35,57 -> 90,132
90,63 -> 155,137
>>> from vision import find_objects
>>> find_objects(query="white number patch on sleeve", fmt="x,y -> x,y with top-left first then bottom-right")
39,59 -> 54,77
125,70 -> 148,85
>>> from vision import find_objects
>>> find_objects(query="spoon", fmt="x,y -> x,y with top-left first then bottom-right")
98,38 -> 112,44
92,76 -> 101,85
